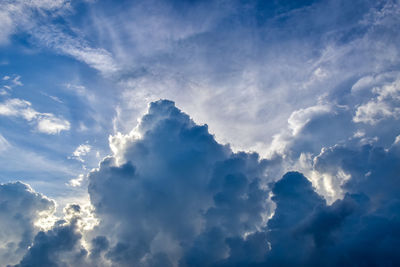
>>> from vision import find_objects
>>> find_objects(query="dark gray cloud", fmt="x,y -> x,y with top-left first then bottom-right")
0,182 -> 55,266
262,142 -> 400,266
13,204 -> 89,267
217,157 -> 400,266
88,100 -> 275,266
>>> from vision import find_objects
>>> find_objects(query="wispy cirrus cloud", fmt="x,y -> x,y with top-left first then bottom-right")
0,0 -> 70,44
101,0 -> 400,157
0,133 -> 10,152
0,0 -> 119,76
0,74 -> 23,95
33,26 -> 120,76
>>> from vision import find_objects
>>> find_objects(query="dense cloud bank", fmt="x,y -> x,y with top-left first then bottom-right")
5,99 -> 399,266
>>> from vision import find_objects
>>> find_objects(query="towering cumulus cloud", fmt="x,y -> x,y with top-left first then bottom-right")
9,100 -> 400,266
88,100 -> 273,266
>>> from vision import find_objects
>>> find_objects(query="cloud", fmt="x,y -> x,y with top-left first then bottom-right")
3,98 -> 400,266
288,104 -> 332,136
261,141 -> 400,266
68,174 -> 85,187
106,0 -> 400,157
0,98 -> 70,134
0,181 -> 55,266
0,0 -> 118,76
0,0 -> 69,44
88,100 -> 274,266
70,144 -> 92,163
0,133 -> 10,152
263,172 -> 327,265
36,115 -> 71,134
33,26 -> 119,75
2,0 -> 400,265
11,75 -> 23,86
90,100 -> 400,266
266,69 -> 400,203
353,75 -> 400,125
1,75 -> 23,95
13,204 -> 90,267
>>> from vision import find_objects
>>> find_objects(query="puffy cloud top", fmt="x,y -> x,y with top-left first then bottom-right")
88,100 -> 273,266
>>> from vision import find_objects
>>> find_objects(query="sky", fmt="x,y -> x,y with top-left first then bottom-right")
0,0 -> 400,266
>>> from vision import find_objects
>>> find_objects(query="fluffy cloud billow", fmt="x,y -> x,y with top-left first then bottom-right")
5,99 -> 400,266
264,143 -> 400,266
0,182 -> 55,266
88,100 -> 275,266
14,204 -> 89,267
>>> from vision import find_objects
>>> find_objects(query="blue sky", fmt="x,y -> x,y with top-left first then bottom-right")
1,0 -> 400,266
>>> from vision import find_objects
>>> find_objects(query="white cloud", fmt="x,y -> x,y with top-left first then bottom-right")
70,144 -> 91,162
354,101 -> 400,125
33,25 -> 119,75
36,114 -> 70,134
288,104 -> 332,136
0,98 -> 70,134
267,104 -> 333,157
68,174 -> 85,187
107,0 -> 400,160
40,91 -> 64,104
12,75 -> 22,86
1,74 -> 23,92
354,77 -> 400,125
0,0 -> 118,75
0,99 -> 37,120
0,0 -> 69,44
